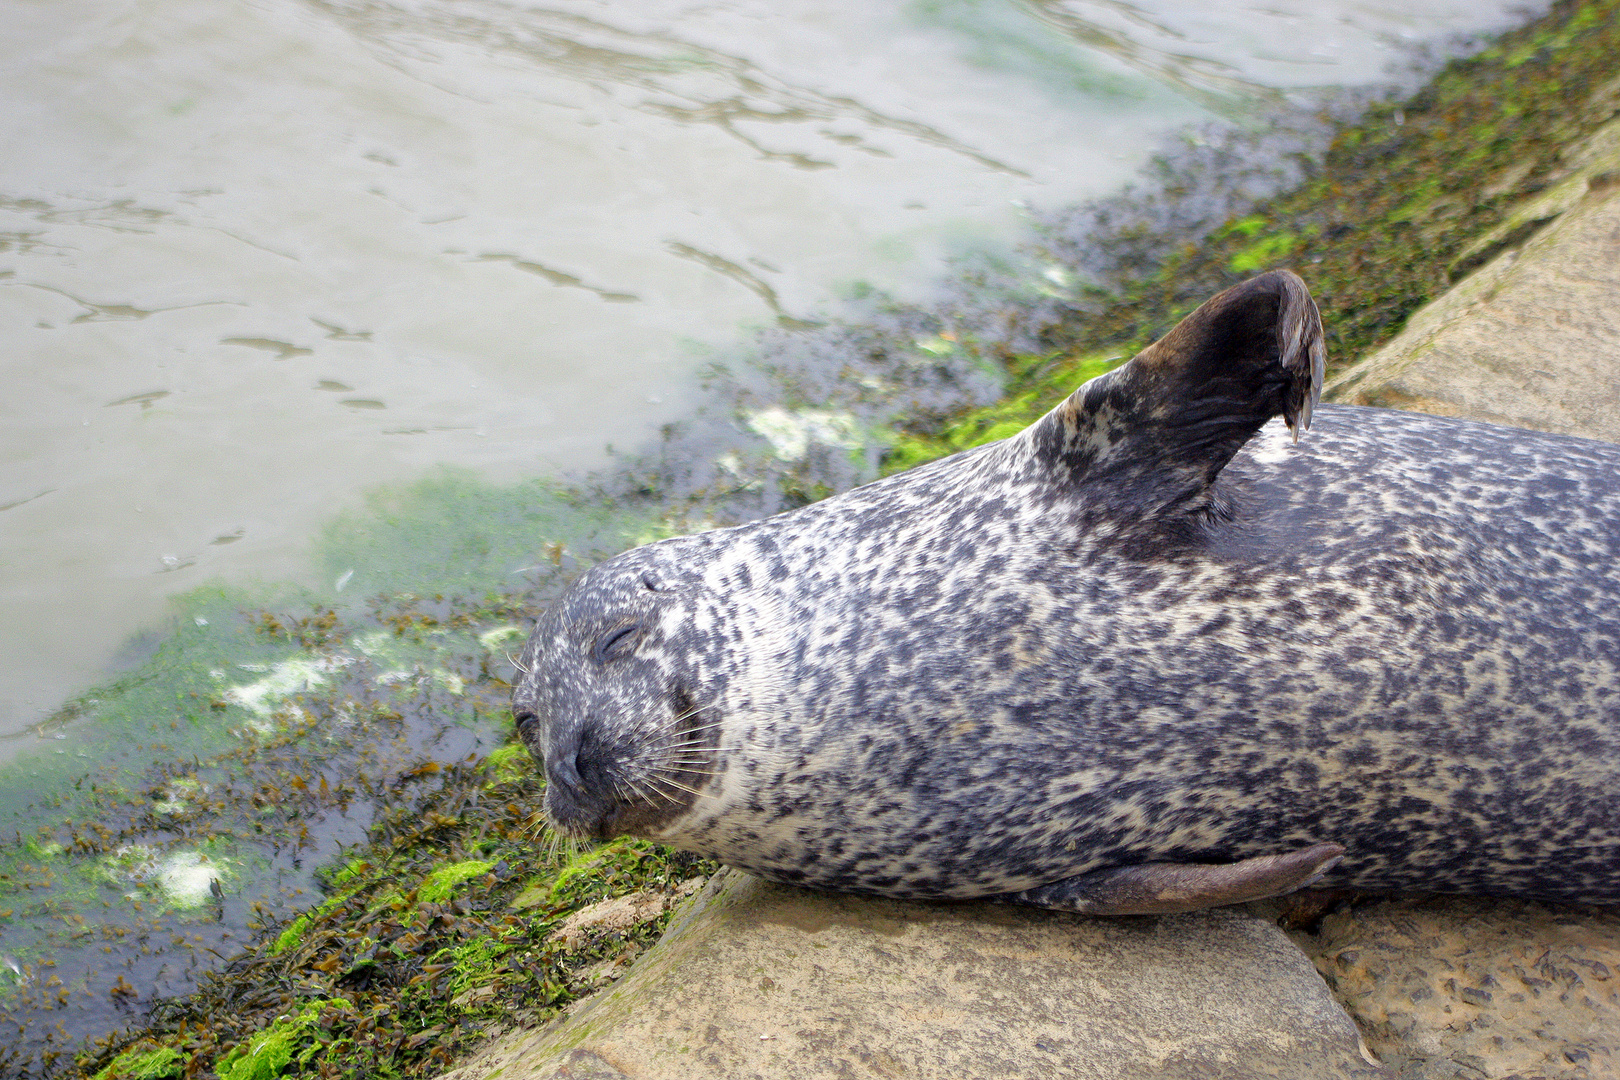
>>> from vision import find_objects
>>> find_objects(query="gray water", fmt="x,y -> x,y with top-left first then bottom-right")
0,0 -> 1534,750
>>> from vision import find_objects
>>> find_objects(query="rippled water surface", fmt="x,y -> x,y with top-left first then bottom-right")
1,0 -> 1533,744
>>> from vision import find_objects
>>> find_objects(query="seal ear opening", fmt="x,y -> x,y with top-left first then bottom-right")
1027,270 -> 1324,517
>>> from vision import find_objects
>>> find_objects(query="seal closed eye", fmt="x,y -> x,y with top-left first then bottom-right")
514,270 -> 1620,913
592,624 -> 640,664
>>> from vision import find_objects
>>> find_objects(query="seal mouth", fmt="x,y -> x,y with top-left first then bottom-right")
597,687 -> 722,836
528,684 -> 722,841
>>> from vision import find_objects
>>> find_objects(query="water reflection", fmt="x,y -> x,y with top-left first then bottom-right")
310,0 -> 1030,174
1018,0 -> 1280,113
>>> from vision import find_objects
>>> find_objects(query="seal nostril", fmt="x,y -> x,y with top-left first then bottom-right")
548,750 -> 582,791
546,727 -> 587,792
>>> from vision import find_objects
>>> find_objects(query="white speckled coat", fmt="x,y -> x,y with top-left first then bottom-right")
514,271 -> 1620,911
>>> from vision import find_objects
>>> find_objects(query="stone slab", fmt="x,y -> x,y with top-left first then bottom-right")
445,870 -> 1384,1080
1294,898 -> 1620,1080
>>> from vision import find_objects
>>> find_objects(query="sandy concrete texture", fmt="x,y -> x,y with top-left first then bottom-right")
444,871 -> 1384,1080
1295,898 -> 1620,1080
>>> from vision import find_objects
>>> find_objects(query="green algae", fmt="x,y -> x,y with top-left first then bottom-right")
270,913 -> 314,957
548,839 -> 670,909
269,886 -> 355,957
436,937 -> 514,1001
0,585 -> 312,820
417,860 -> 496,904
882,348 -> 1124,473
93,1046 -> 184,1080
1227,230 -> 1301,274
73,738 -> 713,1080
327,858 -> 372,889
0,468 -> 650,1077
316,468 -> 642,602
215,1001 -> 351,1080
483,743 -> 534,787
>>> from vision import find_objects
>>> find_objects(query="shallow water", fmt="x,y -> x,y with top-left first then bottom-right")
0,0 -> 1535,749
0,474 -> 644,1073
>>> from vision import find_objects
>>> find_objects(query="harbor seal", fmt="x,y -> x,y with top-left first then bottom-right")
512,270 -> 1620,914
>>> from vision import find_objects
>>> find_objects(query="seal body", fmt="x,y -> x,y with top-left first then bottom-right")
513,271 -> 1620,911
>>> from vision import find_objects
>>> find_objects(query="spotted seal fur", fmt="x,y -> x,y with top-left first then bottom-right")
513,270 -> 1620,914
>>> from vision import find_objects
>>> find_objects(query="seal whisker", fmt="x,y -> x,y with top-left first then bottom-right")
664,723 -> 726,738
650,769 -> 721,800
655,730 -> 728,749
648,774 -> 709,797
660,717 -> 726,737
659,741 -> 727,756
656,738 -> 725,753
622,776 -> 662,804
670,699 -> 725,720
660,748 -> 723,762
642,777 -> 685,806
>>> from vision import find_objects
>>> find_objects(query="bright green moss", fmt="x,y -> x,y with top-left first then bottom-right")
94,1047 -> 185,1080
417,860 -> 495,904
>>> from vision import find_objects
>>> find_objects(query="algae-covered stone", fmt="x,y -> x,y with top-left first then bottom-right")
443,870 -> 1383,1080
1326,118 -> 1620,443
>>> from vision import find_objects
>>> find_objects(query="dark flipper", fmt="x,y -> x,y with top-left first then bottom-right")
1026,269 -> 1324,518
1005,842 -> 1346,916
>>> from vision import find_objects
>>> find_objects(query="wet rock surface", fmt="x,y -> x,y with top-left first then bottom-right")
442,870 -> 1384,1080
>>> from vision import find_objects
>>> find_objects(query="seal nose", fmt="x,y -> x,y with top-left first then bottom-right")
547,749 -> 583,791
542,729 -> 620,838
545,730 -> 585,793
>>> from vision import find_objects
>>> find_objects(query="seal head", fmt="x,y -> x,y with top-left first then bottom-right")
515,540 -> 723,839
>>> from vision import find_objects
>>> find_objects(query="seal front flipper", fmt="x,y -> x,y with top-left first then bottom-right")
1004,842 -> 1346,916
1026,269 -> 1324,518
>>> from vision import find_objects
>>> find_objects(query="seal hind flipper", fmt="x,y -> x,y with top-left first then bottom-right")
1005,842 -> 1346,916
1028,269 -> 1324,517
